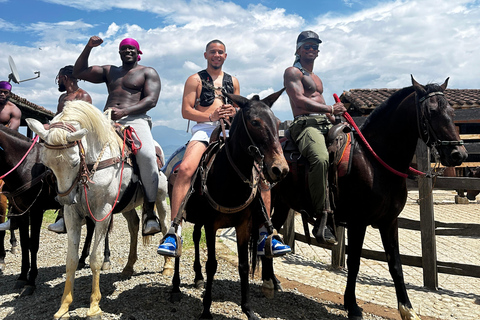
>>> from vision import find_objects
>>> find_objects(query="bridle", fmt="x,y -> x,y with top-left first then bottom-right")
416,91 -> 464,148
201,108 -> 268,214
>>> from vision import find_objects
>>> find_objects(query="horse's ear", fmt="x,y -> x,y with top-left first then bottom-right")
26,118 -> 48,141
411,75 -> 426,96
224,92 -> 251,109
66,128 -> 88,143
440,77 -> 449,91
261,88 -> 285,108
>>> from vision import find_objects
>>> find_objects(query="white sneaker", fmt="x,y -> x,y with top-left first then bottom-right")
0,219 -> 10,231
48,218 -> 66,234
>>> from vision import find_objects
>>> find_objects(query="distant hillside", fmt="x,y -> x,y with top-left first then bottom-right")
152,125 -> 190,160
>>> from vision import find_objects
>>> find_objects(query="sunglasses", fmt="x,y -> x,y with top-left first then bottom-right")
303,44 -> 319,50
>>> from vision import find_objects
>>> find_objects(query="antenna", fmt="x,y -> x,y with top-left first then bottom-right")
8,56 -> 40,84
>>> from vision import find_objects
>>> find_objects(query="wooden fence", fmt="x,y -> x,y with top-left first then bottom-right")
280,140 -> 480,289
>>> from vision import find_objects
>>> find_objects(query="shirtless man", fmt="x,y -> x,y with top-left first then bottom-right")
73,36 -> 161,235
157,40 -> 291,257
0,81 -> 22,231
284,31 -> 346,244
47,66 -> 93,233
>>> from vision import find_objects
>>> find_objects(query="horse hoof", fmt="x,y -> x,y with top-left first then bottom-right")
53,310 -> 70,319
101,261 -> 111,271
162,267 -> 174,277
399,304 -> 421,320
261,279 -> 274,299
199,311 -> 213,319
121,266 -> 134,278
19,285 -> 36,297
14,279 -> 27,289
194,279 -> 204,289
170,291 -> 182,303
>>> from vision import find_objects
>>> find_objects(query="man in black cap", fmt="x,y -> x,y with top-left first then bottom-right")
283,31 -> 346,244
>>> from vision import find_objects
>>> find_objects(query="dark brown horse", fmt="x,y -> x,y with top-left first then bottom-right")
168,90 -> 288,320
264,77 -> 467,320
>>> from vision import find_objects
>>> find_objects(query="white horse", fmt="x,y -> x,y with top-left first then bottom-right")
27,100 -> 171,320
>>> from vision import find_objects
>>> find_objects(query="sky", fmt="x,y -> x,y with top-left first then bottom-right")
1,0 -> 480,133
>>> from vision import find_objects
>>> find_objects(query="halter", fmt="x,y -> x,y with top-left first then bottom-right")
416,91 -> 464,148
43,122 -> 129,222
200,109 -> 266,214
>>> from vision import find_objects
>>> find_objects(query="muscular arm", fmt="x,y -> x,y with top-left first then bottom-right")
181,74 -> 208,122
120,67 -> 161,116
7,103 -> 21,131
73,36 -> 107,84
284,67 -> 344,116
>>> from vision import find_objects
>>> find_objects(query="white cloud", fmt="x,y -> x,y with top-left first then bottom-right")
1,0 -> 480,132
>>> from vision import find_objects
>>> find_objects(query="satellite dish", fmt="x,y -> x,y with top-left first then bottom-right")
8,56 -> 40,84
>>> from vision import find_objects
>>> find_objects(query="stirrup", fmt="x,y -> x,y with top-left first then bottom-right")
313,211 -> 337,245
263,229 -> 287,258
159,227 -> 182,257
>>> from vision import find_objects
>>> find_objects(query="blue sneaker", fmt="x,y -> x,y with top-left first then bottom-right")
257,233 -> 291,257
157,234 -> 177,257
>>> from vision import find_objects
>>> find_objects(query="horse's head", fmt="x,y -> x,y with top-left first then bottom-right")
27,100 -> 120,206
412,76 -> 468,167
225,89 -> 289,183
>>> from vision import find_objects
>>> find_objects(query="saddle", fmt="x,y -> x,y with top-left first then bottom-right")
281,122 -> 354,243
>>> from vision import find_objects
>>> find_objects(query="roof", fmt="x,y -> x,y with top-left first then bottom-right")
9,91 -> 54,125
340,88 -> 480,116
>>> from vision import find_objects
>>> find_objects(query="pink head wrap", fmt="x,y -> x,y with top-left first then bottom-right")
119,38 -> 143,61
0,81 -> 12,91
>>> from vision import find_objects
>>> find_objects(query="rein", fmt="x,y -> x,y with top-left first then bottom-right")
339,90 -> 461,179
44,122 -> 128,222
0,135 -> 39,180
200,111 -> 263,214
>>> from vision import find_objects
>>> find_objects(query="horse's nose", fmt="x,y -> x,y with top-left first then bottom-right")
271,162 -> 289,181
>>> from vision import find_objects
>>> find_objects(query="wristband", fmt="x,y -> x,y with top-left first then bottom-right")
209,113 -> 212,121
331,105 -> 334,115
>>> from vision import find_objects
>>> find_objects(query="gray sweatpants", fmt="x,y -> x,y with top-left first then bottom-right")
117,114 -> 158,202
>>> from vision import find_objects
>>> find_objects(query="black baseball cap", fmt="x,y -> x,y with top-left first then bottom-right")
296,30 -> 322,44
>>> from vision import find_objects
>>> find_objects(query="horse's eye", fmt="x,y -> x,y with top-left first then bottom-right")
251,120 -> 260,127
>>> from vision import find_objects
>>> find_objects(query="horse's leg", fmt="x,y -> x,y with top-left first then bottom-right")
261,203 -> 291,297
16,215 -> 31,290
54,208 -> 82,319
121,209 -> 139,277
10,229 -> 17,254
344,224 -> 367,320
200,224 -> 217,319
156,194 -> 173,276
236,222 -> 259,320
379,220 -> 421,320
170,256 -> 182,302
102,231 -> 111,271
19,209 -> 43,296
79,217 -> 95,270
0,230 -> 5,272
193,223 -> 204,288
86,218 -> 109,320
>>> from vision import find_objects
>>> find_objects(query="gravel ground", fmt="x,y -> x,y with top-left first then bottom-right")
0,215 -> 390,320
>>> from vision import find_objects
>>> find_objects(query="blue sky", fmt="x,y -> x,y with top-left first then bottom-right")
1,0 -> 480,136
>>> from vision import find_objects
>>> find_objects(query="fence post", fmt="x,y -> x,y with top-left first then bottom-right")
416,139 -> 438,289
282,209 -> 296,253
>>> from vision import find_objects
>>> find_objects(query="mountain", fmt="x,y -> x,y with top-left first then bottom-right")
152,125 -> 190,160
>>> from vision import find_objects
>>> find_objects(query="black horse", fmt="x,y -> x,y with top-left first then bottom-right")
0,125 -> 108,295
263,77 -> 467,320
169,90 -> 288,320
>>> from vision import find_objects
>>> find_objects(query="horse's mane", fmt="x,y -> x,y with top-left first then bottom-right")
50,100 -> 121,154
361,86 -> 415,130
